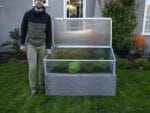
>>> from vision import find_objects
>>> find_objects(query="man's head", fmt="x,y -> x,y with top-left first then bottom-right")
34,0 -> 46,9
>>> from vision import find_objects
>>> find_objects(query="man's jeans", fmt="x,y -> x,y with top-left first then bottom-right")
27,44 -> 46,89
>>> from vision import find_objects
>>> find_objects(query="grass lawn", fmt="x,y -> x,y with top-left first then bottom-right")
0,63 -> 149,113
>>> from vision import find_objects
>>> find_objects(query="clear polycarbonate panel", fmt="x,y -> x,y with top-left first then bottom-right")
48,48 -> 114,60
45,60 -> 114,74
44,48 -> 115,74
53,18 -> 112,47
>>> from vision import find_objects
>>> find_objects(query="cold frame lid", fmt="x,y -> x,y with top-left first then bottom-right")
52,18 -> 112,48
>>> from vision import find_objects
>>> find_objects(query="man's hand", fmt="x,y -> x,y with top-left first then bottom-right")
46,49 -> 51,54
20,45 -> 26,52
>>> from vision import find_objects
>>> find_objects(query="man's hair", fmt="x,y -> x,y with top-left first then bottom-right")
35,0 -> 46,3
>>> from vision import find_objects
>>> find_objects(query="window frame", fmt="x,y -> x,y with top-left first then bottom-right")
142,0 -> 150,35
32,0 -> 49,7
0,0 -> 2,8
63,0 -> 86,18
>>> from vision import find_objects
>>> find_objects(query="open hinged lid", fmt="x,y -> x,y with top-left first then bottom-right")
52,18 -> 112,48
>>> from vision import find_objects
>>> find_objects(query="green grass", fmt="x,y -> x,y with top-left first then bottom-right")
0,63 -> 149,113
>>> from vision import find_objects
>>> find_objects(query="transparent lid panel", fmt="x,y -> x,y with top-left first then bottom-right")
53,18 -> 112,47
46,61 -> 114,74
48,48 -> 114,60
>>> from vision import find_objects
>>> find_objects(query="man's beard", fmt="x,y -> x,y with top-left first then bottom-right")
35,5 -> 44,13
35,4 -> 43,9
36,6 -> 42,9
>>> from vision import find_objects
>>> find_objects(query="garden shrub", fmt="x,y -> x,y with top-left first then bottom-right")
134,58 -> 150,71
117,58 -> 134,69
117,57 -> 150,70
102,0 -> 137,50
1,28 -> 26,59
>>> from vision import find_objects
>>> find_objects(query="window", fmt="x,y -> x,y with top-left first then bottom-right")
143,0 -> 150,35
64,0 -> 86,18
32,0 -> 49,7
0,0 -> 2,8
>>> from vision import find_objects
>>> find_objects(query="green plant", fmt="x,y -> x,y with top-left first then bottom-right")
1,28 -> 26,59
120,0 -> 135,7
117,58 -> 134,69
143,60 -> 150,70
96,58 -> 108,70
117,57 -> 150,70
134,58 -> 150,71
7,58 -> 19,64
103,0 -> 137,50
54,48 -> 90,59
68,61 -> 81,73
81,63 -> 96,73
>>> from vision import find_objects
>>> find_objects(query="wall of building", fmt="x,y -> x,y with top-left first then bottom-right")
86,0 -> 96,17
135,0 -> 150,49
0,0 -> 63,51
1,0 -> 149,55
0,0 -> 31,49
134,0 -> 145,34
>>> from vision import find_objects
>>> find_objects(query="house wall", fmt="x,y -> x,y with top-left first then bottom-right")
1,0 -> 148,52
86,0 -> 96,17
98,0 -> 150,50
135,0 -> 150,49
95,0 -> 101,17
0,0 -> 63,51
134,0 -> 145,34
0,0 -> 98,51
0,0 -> 31,50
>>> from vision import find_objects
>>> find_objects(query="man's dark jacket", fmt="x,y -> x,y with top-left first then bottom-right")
20,7 -> 52,49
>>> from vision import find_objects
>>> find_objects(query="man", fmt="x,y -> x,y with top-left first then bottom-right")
20,0 -> 52,95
